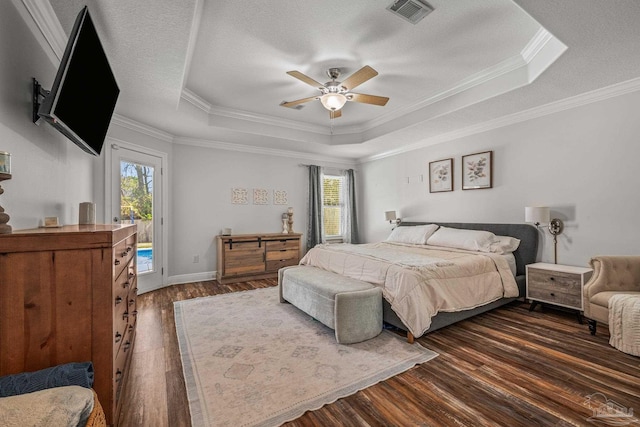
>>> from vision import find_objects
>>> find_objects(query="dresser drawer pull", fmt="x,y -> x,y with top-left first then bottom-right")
115,296 -> 123,305
115,370 -> 123,383
115,332 -> 122,343
127,246 -> 132,253
128,325 -> 134,334
550,277 -> 555,281
132,310 -> 138,317
279,249 -> 287,252
123,341 -> 131,351
123,281 -> 130,289
114,259 -> 121,266
128,272 -> 135,279
123,311 -> 129,320
550,292 -> 555,297
128,299 -> 135,307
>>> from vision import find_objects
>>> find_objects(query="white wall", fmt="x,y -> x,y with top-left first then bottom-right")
169,143 -> 352,277
0,2 -> 95,230
359,89 -> 640,267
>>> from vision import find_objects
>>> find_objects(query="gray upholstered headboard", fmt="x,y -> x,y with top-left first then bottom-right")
398,222 -> 538,278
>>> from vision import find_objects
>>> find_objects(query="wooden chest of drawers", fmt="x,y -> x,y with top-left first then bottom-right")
0,224 -> 137,426
216,233 -> 301,284
526,262 -> 593,311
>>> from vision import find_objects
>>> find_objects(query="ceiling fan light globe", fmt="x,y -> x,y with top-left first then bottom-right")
320,93 -> 347,111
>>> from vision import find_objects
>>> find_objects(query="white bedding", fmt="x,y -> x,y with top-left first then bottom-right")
300,242 -> 519,337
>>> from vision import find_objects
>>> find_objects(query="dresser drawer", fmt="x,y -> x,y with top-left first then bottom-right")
265,248 -> 298,262
266,239 -> 299,251
113,239 -> 134,280
266,259 -> 299,272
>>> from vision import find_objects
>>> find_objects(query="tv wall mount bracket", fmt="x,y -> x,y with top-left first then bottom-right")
32,78 -> 50,124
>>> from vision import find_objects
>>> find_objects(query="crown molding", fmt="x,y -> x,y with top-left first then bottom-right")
181,89 -> 330,135
180,87 -> 212,113
110,114 -> 174,143
12,0 -> 65,66
180,28 -> 561,139
521,27 -> 554,63
178,0 -> 204,106
360,76 -> 640,163
174,137 -> 357,166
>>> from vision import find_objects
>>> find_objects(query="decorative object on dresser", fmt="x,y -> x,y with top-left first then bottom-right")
0,152 -> 11,234
0,224 -> 138,426
287,206 -> 294,233
582,255 -> 640,336
526,262 -> 593,323
461,150 -> 492,190
429,158 -> 453,193
525,206 -> 564,264
216,232 -> 301,284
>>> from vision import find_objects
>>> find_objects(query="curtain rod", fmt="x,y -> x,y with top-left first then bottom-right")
298,164 -> 356,172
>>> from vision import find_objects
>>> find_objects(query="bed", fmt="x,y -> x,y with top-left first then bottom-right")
299,222 -> 538,340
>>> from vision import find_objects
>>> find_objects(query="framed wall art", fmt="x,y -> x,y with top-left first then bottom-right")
253,188 -> 269,205
273,190 -> 288,205
429,158 -> 453,193
231,188 -> 248,204
462,150 -> 492,190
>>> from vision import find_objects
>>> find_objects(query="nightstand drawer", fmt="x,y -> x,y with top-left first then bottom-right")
527,286 -> 582,309
527,269 -> 582,295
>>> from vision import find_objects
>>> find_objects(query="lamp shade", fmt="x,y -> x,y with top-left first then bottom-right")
525,206 -> 550,224
320,93 -> 347,111
385,211 -> 397,221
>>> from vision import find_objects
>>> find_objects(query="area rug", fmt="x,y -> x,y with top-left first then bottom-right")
174,286 -> 437,427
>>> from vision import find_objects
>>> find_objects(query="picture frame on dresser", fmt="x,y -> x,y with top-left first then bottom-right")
462,150 -> 492,190
429,158 -> 453,193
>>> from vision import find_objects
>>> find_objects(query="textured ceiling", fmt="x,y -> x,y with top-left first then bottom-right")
45,0 -> 640,161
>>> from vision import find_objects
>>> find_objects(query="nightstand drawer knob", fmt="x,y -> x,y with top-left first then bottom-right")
550,277 -> 555,281
550,292 -> 555,297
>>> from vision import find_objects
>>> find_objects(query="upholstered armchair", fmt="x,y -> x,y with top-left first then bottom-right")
583,256 -> 640,335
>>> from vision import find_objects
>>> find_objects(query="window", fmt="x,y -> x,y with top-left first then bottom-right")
322,174 -> 344,239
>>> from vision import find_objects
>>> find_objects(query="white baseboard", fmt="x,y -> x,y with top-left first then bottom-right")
167,271 -> 217,286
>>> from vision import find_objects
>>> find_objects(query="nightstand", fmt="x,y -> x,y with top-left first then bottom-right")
526,262 -> 593,323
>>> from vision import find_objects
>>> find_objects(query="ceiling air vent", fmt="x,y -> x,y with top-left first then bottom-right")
387,0 -> 434,24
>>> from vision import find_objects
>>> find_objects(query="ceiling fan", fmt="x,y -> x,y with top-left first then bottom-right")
280,65 -> 389,119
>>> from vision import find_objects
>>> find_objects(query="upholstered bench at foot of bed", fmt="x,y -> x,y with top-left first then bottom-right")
278,265 -> 383,344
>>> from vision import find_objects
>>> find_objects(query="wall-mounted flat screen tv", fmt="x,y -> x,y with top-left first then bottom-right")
38,6 -> 119,156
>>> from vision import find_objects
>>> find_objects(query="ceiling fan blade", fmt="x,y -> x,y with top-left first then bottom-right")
279,96 -> 318,108
347,93 -> 389,106
286,71 -> 324,90
340,65 -> 378,91
329,109 -> 342,119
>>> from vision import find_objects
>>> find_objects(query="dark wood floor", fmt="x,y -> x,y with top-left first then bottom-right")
119,279 -> 640,427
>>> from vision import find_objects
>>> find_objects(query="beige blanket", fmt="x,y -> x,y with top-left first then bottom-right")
609,294 -> 640,356
300,242 -> 519,337
0,385 -> 94,427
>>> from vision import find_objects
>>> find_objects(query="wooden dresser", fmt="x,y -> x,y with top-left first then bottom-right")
216,233 -> 302,284
0,224 -> 137,426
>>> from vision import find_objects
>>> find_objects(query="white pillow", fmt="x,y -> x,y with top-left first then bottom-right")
386,224 -> 439,245
426,226 -> 496,252
489,235 -> 521,254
